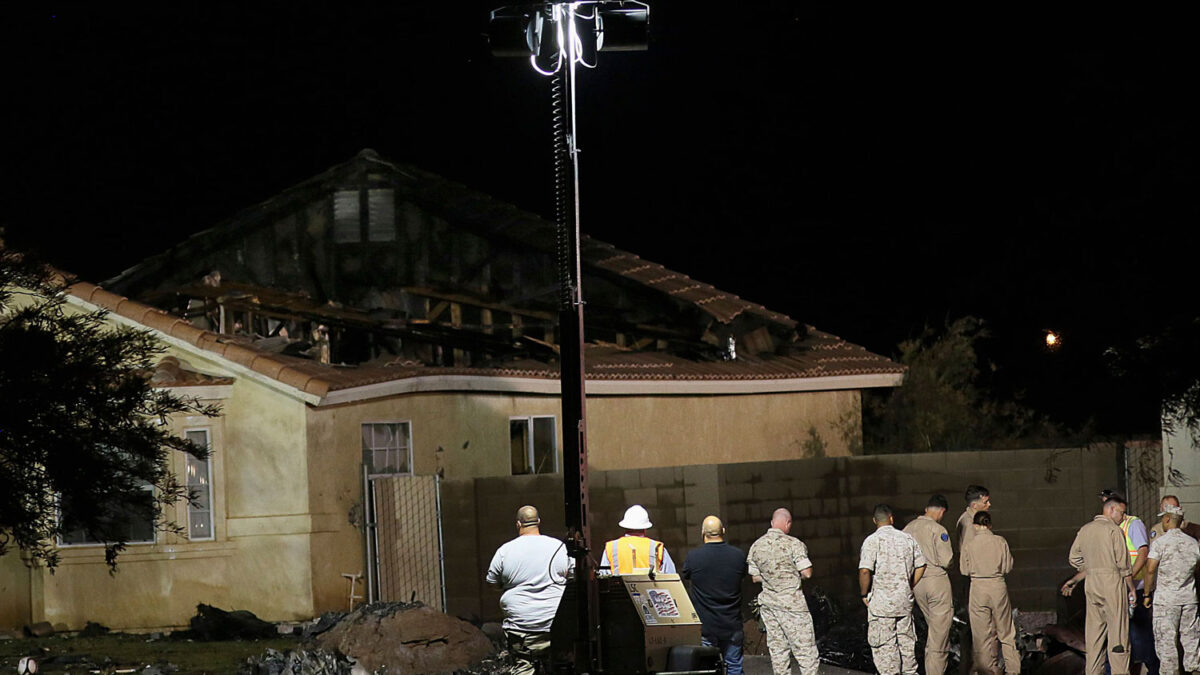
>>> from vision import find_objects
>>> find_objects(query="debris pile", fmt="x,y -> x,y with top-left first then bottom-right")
188,604 -> 278,641
239,647 -> 360,675
312,602 -> 495,674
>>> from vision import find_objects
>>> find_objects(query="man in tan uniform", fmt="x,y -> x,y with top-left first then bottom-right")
904,494 -> 955,675
957,485 -> 992,553
960,511 -> 1019,675
1070,497 -> 1136,675
957,485 -> 993,674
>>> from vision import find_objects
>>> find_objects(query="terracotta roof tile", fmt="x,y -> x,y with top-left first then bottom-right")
67,281 -> 900,397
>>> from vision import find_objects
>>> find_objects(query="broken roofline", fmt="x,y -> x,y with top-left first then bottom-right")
64,281 -> 903,407
101,149 -> 797,333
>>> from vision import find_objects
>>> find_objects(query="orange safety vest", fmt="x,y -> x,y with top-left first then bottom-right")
1120,515 -> 1147,581
606,536 -> 666,575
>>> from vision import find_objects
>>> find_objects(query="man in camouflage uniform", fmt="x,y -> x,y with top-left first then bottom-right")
904,494 -> 955,675
1148,495 -> 1200,543
860,504 -> 927,675
1144,503 -> 1200,675
748,508 -> 820,675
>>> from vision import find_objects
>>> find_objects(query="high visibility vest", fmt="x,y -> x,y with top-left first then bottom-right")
606,536 -> 665,575
1120,515 -> 1146,581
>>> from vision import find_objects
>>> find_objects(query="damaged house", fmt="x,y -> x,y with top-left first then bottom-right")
0,149 -> 902,631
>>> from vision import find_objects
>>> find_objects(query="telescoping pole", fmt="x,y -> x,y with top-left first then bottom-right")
555,5 -> 596,671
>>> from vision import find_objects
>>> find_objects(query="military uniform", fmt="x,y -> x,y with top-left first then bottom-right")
904,515 -> 955,675
960,529 -> 1019,675
957,509 -> 981,553
860,525 -> 927,675
748,528 -> 819,675
1070,515 -> 1133,675
1147,529 -> 1200,675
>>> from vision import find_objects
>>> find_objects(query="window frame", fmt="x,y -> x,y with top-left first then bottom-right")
57,481 -> 158,548
361,420 -> 414,478
509,415 -> 559,476
184,427 -> 215,542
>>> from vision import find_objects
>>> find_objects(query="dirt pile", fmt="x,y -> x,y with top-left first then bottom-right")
313,603 -> 495,674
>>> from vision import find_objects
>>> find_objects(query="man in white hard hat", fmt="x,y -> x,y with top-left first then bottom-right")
600,505 -> 676,575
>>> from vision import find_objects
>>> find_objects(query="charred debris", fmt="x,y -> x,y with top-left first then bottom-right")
103,150 -> 820,378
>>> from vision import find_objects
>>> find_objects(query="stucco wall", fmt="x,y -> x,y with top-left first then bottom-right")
22,359 -> 318,631
0,553 -> 32,630
1163,416 -> 1200,512
305,387 -> 862,483
587,389 -> 862,469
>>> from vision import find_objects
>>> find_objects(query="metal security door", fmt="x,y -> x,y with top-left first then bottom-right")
366,474 -> 446,611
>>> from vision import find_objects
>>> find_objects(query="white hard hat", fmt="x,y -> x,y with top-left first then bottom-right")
619,505 -> 653,530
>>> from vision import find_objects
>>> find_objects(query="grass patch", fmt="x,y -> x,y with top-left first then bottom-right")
0,632 -> 301,674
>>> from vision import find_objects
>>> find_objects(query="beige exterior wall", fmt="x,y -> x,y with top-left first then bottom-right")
0,553 -> 32,630
587,389 -> 862,470
1163,414 -> 1200,514
5,330 -> 321,631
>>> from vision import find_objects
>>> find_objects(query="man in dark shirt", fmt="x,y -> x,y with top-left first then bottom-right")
683,515 -> 749,675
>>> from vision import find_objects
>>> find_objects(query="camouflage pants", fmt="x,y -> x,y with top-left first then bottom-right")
868,613 -> 918,675
759,605 -> 819,675
1152,603 -> 1200,675
506,630 -> 551,675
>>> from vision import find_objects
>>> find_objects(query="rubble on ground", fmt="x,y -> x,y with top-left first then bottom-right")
240,647 -> 361,675
25,621 -> 54,638
188,604 -> 280,641
302,611 -> 348,639
313,602 -> 495,674
79,621 -> 111,637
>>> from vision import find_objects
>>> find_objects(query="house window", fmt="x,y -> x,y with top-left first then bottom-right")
362,422 -> 412,476
510,416 -> 557,475
185,429 -> 214,541
332,189 -> 396,243
367,189 -> 396,242
59,483 -> 156,547
333,190 -> 361,243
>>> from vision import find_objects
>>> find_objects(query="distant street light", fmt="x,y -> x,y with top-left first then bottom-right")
1045,330 -> 1062,350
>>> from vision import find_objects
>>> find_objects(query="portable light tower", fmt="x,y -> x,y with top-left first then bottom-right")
488,4 -> 649,672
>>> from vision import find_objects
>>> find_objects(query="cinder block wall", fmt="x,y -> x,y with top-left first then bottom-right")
443,446 -> 1121,621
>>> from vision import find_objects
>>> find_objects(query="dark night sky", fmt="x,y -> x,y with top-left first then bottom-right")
3,4 -> 1198,434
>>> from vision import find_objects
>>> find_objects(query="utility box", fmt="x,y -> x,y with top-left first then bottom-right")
552,573 -> 717,674
598,574 -> 703,674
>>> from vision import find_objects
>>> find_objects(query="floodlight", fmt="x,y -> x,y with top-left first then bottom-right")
597,4 -> 649,52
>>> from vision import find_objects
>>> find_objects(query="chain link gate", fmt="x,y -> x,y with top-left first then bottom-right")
1123,441 -> 1164,523
365,474 -> 446,611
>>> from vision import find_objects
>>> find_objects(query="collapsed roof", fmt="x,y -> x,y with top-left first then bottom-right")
100,149 -> 902,391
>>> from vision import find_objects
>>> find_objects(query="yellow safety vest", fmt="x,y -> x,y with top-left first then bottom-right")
1120,515 -> 1146,581
606,536 -> 665,575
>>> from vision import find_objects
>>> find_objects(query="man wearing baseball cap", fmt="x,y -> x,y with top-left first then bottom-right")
1149,495 -> 1200,543
600,505 -> 676,575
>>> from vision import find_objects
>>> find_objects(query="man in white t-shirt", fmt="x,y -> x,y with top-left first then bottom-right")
487,505 -> 572,675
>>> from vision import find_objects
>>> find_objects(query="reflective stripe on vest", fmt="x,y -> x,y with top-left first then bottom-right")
606,536 -> 664,575
1120,515 -> 1146,581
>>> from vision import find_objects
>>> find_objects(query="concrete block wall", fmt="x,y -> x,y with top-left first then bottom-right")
713,446 -> 1120,612
441,446 -> 1122,622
